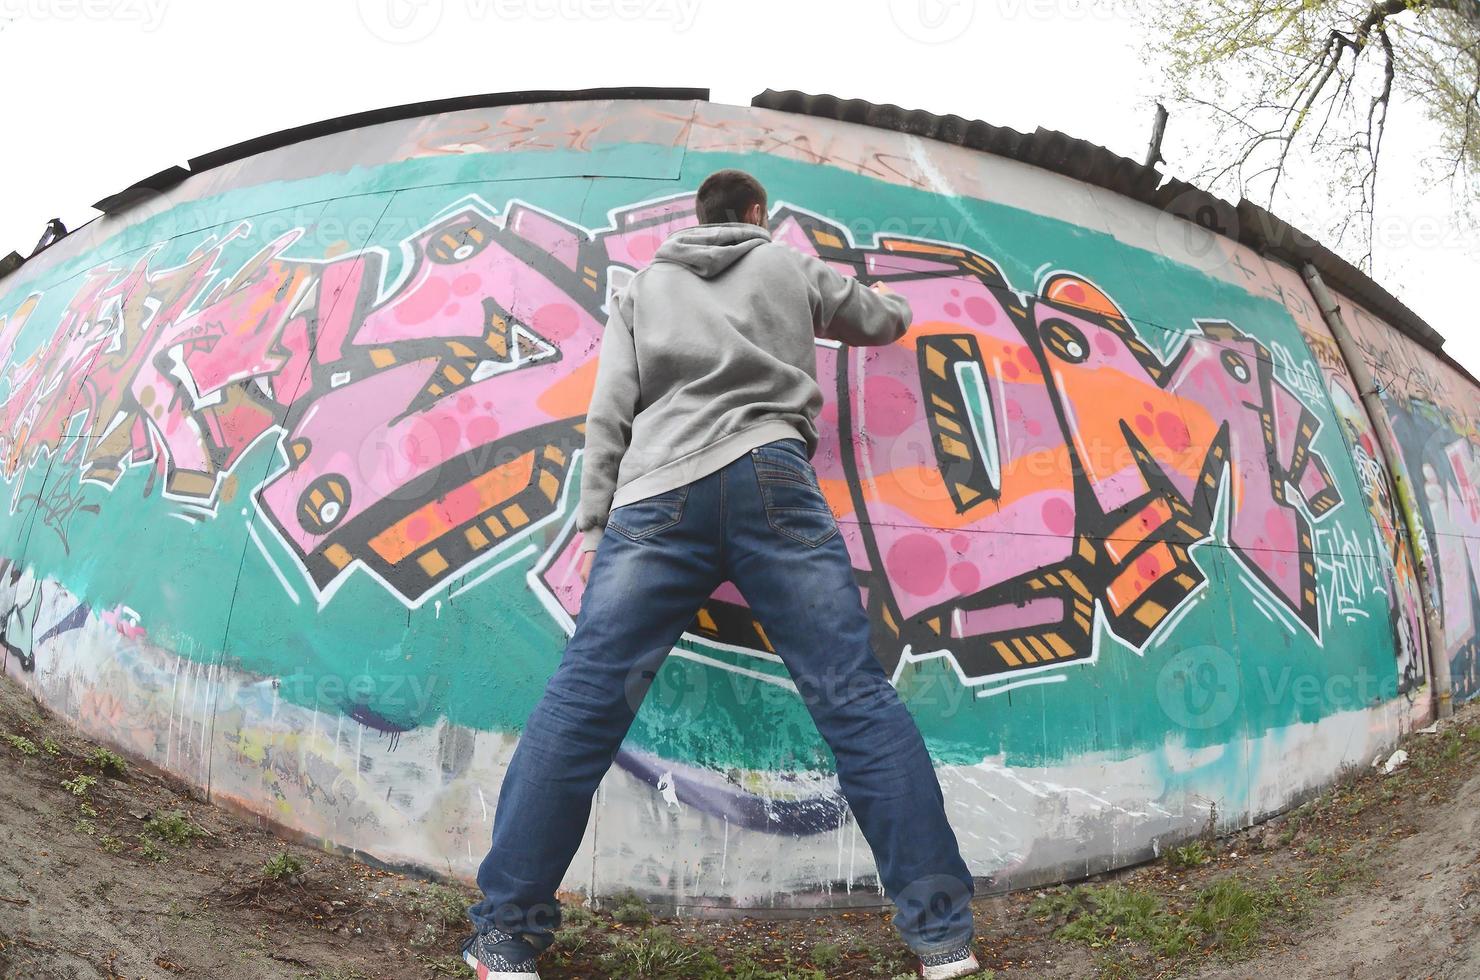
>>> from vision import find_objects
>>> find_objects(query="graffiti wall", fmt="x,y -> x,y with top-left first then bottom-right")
0,97 -> 1462,907
1267,261 -> 1429,694
1336,294 -> 1480,700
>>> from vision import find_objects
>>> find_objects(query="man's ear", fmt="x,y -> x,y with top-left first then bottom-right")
748,202 -> 767,227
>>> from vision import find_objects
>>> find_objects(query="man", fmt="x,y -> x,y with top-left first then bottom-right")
464,169 -> 980,979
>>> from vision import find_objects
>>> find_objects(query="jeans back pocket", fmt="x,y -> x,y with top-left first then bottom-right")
607,485 -> 688,541
751,444 -> 838,548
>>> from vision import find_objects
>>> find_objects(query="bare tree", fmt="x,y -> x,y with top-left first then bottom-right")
1144,0 -> 1480,268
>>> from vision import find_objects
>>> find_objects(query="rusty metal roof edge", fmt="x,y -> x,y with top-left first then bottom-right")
0,86 -> 1451,368
184,86 -> 710,174
752,88 -> 1449,361
0,86 -> 710,289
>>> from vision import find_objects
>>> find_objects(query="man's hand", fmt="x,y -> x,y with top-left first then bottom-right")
579,550 -> 595,583
869,281 -> 910,341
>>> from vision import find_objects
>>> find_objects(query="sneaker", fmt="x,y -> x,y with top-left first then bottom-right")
918,942 -> 980,979
461,929 -> 542,979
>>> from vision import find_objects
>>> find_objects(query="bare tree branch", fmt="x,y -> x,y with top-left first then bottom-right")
1145,0 -> 1480,269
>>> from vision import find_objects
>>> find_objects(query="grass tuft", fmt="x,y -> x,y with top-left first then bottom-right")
1165,840 -> 1212,868
598,927 -> 720,977
87,747 -> 127,776
409,882 -> 473,931
144,810 -> 201,846
262,851 -> 306,882
1187,876 -> 1287,958
606,889 -> 654,926
61,774 -> 96,797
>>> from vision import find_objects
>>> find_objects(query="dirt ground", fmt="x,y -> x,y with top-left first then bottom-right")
1,672 -> 1478,980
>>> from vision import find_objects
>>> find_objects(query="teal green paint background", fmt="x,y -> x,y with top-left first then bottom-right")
0,147 -> 1402,787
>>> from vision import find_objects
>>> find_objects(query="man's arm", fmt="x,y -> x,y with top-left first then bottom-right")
575,296 -> 640,555
799,251 -> 912,345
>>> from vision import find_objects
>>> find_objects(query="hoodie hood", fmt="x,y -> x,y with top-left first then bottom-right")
651,222 -> 772,278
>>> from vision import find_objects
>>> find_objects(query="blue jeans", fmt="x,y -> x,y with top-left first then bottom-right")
468,438 -> 975,955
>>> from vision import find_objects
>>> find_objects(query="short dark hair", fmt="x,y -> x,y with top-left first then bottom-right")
696,169 -> 767,224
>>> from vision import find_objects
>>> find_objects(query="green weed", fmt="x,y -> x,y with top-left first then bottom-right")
262,851 -> 306,882
606,889 -> 653,926
87,747 -> 127,776
1166,840 -> 1212,868
144,810 -> 201,846
61,774 -> 96,797
410,882 -> 473,930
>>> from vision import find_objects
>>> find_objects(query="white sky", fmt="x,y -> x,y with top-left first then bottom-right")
0,0 -> 1474,376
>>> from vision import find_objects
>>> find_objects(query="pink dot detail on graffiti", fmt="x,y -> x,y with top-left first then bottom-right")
532,303 -> 581,342
457,394 -> 475,414
1095,331 -> 1119,357
1026,419 -> 1043,436
406,515 -> 430,542
1143,400 -> 1155,413
863,376 -> 915,437
432,414 -> 463,454
886,534 -> 949,597
1016,346 -> 1041,375
950,288 -> 960,297
944,302 -> 961,319
468,415 -> 500,446
1042,498 -> 1074,536
950,562 -> 980,594
1136,552 -> 1161,579
452,273 -> 481,296
965,295 -> 997,326
442,303 -> 460,318
951,533 -> 970,551
1002,361 -> 1021,380
1135,414 -> 1154,437
1156,411 -> 1192,453
1265,509 -> 1296,551
628,234 -> 661,265
394,276 -> 450,324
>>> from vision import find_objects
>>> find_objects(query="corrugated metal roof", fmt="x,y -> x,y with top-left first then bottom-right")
2,86 -> 707,288
752,88 -> 1453,365
0,85 -> 1455,372
92,165 -> 191,214
183,86 -> 708,175
751,89 -> 1166,205
96,87 -> 709,213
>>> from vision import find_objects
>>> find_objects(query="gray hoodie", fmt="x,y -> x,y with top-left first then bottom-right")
576,221 -> 912,552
